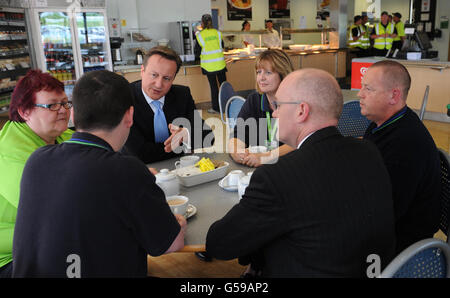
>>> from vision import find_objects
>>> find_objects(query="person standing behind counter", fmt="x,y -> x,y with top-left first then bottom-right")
13,70 -> 186,277
241,20 -> 255,48
206,69 -> 396,277
229,49 -> 295,167
262,20 -> 280,48
196,13 -> 227,114
0,70 -> 73,278
124,46 -> 212,164
370,11 -> 397,56
392,12 -> 406,52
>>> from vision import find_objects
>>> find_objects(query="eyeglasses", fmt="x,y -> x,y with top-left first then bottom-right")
272,101 -> 303,110
35,101 -> 73,111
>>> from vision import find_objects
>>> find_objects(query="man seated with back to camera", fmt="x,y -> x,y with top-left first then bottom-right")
206,68 -> 396,277
12,70 -> 186,277
124,46 -> 213,164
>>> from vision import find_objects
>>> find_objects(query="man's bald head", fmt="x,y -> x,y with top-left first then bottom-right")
370,60 -> 411,101
281,68 -> 343,120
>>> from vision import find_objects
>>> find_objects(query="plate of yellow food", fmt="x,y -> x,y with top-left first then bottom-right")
228,0 -> 252,9
173,158 -> 229,187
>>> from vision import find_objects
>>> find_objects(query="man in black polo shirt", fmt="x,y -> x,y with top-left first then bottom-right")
12,70 -> 186,277
359,60 -> 440,253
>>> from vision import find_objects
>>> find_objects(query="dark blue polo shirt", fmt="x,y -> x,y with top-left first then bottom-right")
364,106 -> 441,253
13,132 -> 180,277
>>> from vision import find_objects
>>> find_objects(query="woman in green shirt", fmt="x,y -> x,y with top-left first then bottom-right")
0,70 -> 73,277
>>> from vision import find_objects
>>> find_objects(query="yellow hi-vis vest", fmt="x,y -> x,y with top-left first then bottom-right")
394,21 -> 405,42
348,25 -> 362,48
196,28 -> 226,73
359,24 -> 370,49
373,22 -> 395,50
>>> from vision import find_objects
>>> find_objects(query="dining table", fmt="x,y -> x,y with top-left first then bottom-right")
147,150 -> 253,252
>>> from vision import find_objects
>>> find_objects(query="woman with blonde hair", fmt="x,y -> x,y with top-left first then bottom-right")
229,49 -> 294,167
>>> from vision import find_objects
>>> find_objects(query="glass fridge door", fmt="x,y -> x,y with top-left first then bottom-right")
38,11 -> 76,96
76,12 -> 111,74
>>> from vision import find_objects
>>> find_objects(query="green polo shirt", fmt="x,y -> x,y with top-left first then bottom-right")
0,121 -> 73,268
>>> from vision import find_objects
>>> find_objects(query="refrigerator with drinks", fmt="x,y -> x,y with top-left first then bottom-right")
27,0 -> 112,97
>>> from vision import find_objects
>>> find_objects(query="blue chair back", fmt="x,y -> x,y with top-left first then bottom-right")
218,82 -> 236,124
225,95 -> 245,130
380,238 -> 450,278
337,100 -> 371,137
438,149 -> 450,241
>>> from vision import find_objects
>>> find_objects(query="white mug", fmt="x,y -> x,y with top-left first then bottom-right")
166,195 -> 189,215
175,155 -> 200,169
227,170 -> 244,186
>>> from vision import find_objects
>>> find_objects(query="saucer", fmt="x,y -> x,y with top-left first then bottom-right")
218,177 -> 238,192
185,204 -> 197,219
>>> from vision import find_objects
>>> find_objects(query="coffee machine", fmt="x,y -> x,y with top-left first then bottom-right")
110,37 -> 124,63
109,18 -> 124,64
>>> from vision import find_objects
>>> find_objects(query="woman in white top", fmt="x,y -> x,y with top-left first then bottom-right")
241,20 -> 255,48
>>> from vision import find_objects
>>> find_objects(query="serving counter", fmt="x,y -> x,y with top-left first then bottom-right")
115,48 -> 347,104
352,57 -> 450,121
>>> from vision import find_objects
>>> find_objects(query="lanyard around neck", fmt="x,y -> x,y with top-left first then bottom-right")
261,94 -> 277,144
64,138 -> 111,151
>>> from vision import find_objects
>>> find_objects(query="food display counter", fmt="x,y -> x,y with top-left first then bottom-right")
352,57 -> 450,120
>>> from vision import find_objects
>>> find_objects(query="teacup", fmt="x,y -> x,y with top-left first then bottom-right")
248,146 -> 268,154
166,195 -> 189,215
175,155 -> 200,169
226,170 -> 244,186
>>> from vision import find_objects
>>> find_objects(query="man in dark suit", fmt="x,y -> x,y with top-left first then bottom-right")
206,69 -> 396,277
124,46 -> 213,163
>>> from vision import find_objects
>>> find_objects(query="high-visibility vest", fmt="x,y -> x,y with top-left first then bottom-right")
348,24 -> 362,48
373,22 -> 395,50
196,28 -> 226,73
394,21 -> 405,41
359,24 -> 370,49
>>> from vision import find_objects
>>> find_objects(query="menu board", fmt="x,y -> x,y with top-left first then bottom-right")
269,0 -> 290,18
227,0 -> 252,21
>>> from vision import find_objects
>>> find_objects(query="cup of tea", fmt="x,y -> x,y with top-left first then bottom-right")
166,195 -> 189,215
175,155 -> 200,169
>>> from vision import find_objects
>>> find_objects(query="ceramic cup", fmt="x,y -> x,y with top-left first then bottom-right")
248,146 -> 268,154
227,170 -> 244,186
175,155 -> 200,169
166,195 -> 189,215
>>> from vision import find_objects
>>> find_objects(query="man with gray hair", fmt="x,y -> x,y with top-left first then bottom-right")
359,60 -> 440,253
206,69 -> 396,277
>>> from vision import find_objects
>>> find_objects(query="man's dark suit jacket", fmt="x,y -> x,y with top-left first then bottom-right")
206,126 -> 396,278
125,80 -> 213,163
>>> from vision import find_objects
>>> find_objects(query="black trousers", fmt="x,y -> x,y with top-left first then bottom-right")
206,71 -> 227,112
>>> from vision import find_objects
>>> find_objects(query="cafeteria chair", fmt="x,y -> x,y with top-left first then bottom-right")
419,85 -> 430,121
218,81 -> 236,125
225,95 -> 246,130
379,238 -> 450,278
438,148 -> 450,242
337,100 -> 371,138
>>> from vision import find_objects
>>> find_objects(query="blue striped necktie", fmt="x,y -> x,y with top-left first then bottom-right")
151,100 -> 169,143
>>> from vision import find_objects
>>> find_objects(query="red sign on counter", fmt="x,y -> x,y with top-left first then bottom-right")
351,61 -> 375,90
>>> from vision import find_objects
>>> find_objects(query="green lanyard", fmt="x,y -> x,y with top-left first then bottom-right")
64,138 -> 111,151
261,94 -> 277,144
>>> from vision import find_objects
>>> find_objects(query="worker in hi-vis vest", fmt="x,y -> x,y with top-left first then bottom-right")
392,12 -> 406,51
195,13 -> 227,114
370,11 -> 397,56
348,15 -> 370,57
